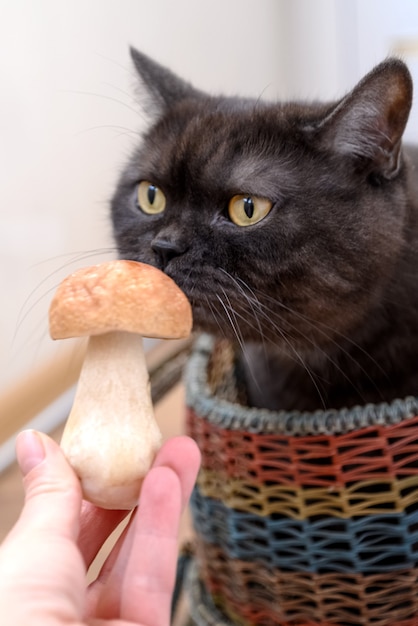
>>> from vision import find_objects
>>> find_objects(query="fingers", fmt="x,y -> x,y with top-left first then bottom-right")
95,465 -> 182,625
153,435 -> 201,509
82,436 -> 201,572
91,436 -> 201,624
0,431 -> 86,623
120,465 -> 183,625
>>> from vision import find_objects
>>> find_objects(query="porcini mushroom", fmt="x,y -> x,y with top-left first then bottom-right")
49,260 -> 192,509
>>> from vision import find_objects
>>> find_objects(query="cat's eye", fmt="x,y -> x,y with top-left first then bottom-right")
228,194 -> 273,227
137,181 -> 166,215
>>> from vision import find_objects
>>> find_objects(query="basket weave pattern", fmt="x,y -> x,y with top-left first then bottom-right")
185,335 -> 418,626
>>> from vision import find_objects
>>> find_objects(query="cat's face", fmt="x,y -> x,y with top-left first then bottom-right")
111,50 -> 412,358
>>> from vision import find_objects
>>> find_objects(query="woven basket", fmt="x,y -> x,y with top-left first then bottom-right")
184,334 -> 418,626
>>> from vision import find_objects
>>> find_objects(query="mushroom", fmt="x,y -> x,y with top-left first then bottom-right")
49,260 -> 192,509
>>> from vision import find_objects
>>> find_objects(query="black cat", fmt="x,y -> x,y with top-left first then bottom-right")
111,48 -> 418,412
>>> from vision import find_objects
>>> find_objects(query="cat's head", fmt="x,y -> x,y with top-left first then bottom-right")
111,49 -> 412,356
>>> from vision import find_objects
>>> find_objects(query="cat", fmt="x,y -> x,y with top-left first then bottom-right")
111,48 -> 418,413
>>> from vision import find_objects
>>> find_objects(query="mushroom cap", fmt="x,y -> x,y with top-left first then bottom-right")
49,260 -> 192,340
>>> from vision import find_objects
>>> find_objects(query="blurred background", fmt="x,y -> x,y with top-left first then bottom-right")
1,0 -> 418,456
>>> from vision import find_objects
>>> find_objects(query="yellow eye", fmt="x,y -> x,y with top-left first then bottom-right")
228,194 -> 273,227
137,181 -> 166,215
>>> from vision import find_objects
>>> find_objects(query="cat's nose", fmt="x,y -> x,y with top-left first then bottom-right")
151,237 -> 187,269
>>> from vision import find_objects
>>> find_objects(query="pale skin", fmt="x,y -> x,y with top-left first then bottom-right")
0,430 -> 201,626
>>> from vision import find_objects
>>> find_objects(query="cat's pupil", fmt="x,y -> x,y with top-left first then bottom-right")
243,197 -> 254,219
147,185 -> 157,205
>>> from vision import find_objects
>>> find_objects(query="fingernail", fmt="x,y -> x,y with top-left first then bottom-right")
16,430 -> 46,476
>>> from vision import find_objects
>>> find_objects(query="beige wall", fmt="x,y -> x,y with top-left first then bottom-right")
0,0 -> 283,395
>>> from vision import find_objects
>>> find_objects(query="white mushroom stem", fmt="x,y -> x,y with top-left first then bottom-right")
61,330 -> 162,510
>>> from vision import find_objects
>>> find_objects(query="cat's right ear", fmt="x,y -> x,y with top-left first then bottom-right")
130,47 -> 201,116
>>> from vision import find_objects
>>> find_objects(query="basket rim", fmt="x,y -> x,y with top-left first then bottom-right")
185,334 -> 418,436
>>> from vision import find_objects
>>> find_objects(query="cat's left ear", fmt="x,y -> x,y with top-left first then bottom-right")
130,47 -> 202,116
317,58 -> 413,179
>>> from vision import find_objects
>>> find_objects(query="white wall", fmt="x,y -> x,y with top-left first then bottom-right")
0,0 -> 283,394
277,0 -> 359,100
276,0 -> 418,141
355,0 -> 418,142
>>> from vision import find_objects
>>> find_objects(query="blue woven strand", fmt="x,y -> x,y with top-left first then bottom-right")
191,486 -> 418,574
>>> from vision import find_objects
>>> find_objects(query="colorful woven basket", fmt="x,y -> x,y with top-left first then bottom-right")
184,334 -> 418,626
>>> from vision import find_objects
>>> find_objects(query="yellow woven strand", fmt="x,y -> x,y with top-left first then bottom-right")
197,470 -> 418,519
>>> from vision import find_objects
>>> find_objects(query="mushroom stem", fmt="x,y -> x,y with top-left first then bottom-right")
61,331 -> 162,509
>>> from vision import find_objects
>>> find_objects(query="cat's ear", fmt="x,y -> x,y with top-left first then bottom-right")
317,58 -> 413,179
130,47 -> 201,115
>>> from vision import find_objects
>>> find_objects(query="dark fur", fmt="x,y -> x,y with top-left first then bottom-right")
111,49 -> 418,411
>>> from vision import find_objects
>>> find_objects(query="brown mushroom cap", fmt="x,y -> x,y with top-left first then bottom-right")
49,260 -> 192,340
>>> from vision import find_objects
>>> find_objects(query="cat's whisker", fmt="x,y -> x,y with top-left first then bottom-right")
218,286 -> 265,377
204,295 -> 228,339
101,81 -> 140,107
215,292 -> 247,356
256,312 -> 329,409
91,52 -> 140,82
14,281 -> 70,346
262,309 -> 369,403
59,89 -> 145,121
255,287 -> 389,383
30,247 -> 117,268
58,83 -> 159,148
11,319 -> 51,367
247,290 -> 386,403
74,125 -> 139,139
216,273 -> 329,408
218,271 -> 375,406
15,248 -> 117,342
218,269 -> 267,346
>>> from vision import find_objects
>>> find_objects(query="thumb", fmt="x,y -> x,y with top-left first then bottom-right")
0,431 -> 86,625
13,430 -> 82,542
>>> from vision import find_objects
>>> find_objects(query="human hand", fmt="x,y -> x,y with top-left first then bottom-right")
0,430 -> 201,626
